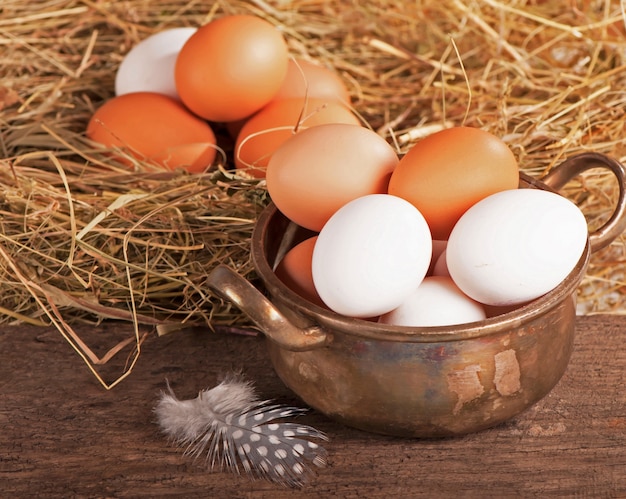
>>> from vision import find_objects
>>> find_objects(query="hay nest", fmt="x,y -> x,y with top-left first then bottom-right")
2,0 -> 626,385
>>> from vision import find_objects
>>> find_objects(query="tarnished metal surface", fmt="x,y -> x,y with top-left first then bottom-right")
207,152 -> 626,437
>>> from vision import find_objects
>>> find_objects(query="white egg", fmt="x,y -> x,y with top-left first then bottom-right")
115,27 -> 197,99
379,276 -> 486,327
312,194 -> 432,318
446,189 -> 588,306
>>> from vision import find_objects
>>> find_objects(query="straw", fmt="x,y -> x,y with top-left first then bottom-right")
2,0 -> 626,384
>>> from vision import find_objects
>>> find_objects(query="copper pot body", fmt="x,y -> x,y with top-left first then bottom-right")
208,152 -> 626,437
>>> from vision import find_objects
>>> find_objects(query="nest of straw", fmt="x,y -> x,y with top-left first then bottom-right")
2,0 -> 626,384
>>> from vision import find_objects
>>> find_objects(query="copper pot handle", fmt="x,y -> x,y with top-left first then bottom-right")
206,264 -> 328,351
539,152 -> 626,253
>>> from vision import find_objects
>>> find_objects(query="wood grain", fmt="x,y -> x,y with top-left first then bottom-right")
1,316 -> 625,497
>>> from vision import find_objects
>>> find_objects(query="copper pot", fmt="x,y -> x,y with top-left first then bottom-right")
207,152 -> 626,437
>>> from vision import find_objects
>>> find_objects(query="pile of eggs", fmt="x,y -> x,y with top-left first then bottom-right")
87,14 -> 589,328
87,15 -> 357,174
269,124 -> 589,327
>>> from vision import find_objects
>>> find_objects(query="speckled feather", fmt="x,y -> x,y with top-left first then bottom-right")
154,375 -> 328,488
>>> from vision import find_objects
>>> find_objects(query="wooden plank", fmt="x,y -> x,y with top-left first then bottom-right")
1,315 -> 625,497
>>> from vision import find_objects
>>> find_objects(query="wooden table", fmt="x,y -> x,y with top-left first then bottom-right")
1,315 -> 625,497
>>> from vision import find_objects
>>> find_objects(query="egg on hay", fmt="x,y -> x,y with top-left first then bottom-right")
273,58 -> 352,104
115,27 -> 197,100
175,14 -> 289,122
235,97 -> 360,177
86,92 -> 218,172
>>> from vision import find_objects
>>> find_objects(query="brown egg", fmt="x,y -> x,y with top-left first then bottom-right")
175,15 -> 288,122
266,123 -> 399,232
234,97 -> 360,177
224,55 -> 352,142
274,236 -> 326,308
86,92 -> 217,172
273,58 -> 351,104
388,126 -> 519,240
